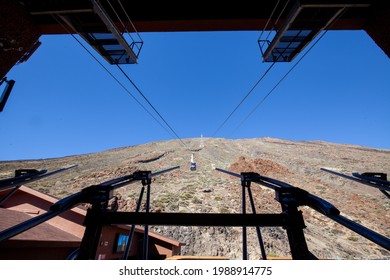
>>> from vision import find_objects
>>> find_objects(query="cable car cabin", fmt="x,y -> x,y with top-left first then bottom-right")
190,162 -> 196,171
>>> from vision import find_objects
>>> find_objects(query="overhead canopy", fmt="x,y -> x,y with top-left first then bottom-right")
1,0 -> 388,79
21,0 -> 371,33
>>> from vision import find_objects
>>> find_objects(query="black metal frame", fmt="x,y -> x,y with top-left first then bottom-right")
321,168 -> 390,199
216,169 -> 390,259
0,164 -> 78,206
55,0 -> 144,65
1,166 -> 389,260
216,169 -> 317,259
0,77 -> 15,112
258,1 -> 370,63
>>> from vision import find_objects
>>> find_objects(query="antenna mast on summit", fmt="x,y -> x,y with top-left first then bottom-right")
200,134 -> 204,149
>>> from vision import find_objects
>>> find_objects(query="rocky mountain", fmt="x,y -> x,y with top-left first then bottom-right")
1,137 -> 389,259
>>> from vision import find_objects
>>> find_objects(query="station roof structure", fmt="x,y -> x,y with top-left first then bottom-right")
17,0 -> 373,33
0,0 -> 388,79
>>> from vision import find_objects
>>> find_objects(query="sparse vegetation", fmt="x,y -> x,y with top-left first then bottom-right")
180,192 -> 194,200
191,196 -> 202,204
1,137 -> 389,260
347,235 -> 359,242
218,206 -> 230,213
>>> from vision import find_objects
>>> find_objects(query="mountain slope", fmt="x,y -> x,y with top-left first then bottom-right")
1,137 -> 389,259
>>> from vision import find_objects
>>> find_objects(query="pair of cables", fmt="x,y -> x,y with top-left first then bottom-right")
52,3 -> 188,149
214,1 -> 348,137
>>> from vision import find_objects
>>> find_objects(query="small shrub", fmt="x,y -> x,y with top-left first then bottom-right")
219,206 -> 230,213
192,196 -> 202,204
180,193 -> 194,200
347,235 -> 359,242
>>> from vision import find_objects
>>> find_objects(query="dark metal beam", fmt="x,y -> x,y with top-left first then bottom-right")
19,0 -> 372,34
85,212 -> 288,227
29,9 -> 94,15
0,79 -> 15,112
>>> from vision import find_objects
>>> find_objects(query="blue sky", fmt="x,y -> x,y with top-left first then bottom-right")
0,30 -> 389,160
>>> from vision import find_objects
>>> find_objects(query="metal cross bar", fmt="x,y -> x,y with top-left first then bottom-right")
0,165 -> 78,207
83,212 -> 288,227
91,0 -> 139,63
0,164 -> 77,191
0,78 -> 15,112
321,168 -> 390,192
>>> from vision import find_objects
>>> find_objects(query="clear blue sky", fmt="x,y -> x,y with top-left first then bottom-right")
1,30 -> 389,160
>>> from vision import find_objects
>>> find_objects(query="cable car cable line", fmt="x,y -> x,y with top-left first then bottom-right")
213,61 -> 277,136
53,10 -> 187,149
116,64 -> 188,149
92,1 -> 187,148
232,29 -> 331,135
51,14 -> 185,144
213,34 -> 297,137
231,7 -> 349,135
218,4 -> 349,138
213,0 -> 293,137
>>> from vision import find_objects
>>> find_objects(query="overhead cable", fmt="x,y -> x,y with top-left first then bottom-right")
116,64 -> 188,148
232,30 -> 330,135
213,61 -> 277,136
52,14 -> 177,140
214,0 -> 293,137
232,7 -> 350,135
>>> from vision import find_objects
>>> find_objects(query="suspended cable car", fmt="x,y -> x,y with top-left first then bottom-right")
190,153 -> 196,171
190,162 -> 196,171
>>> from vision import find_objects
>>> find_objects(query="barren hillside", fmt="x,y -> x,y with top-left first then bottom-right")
1,137 -> 389,259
